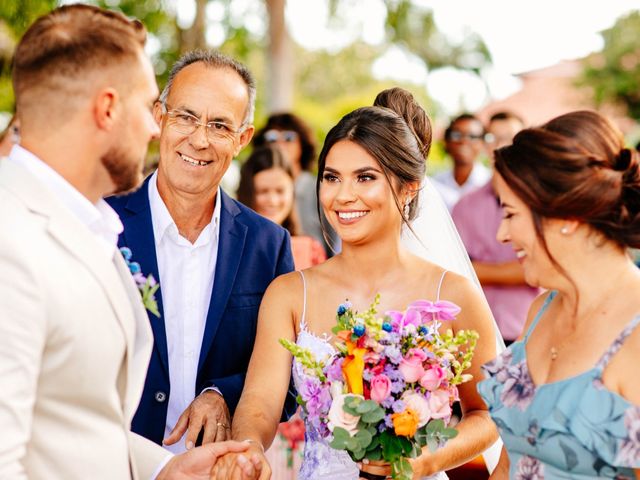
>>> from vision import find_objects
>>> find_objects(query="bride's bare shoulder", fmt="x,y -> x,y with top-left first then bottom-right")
267,257 -> 339,296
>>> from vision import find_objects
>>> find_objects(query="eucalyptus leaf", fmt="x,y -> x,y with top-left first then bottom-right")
361,408 -> 385,424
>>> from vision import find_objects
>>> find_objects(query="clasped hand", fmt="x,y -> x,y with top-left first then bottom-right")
164,390 -> 231,449
156,440 -> 262,480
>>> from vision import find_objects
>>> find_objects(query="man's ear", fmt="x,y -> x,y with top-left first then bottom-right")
94,88 -> 119,131
153,101 -> 163,127
234,124 -> 254,157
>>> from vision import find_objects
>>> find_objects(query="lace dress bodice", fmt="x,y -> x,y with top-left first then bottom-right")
292,271 -> 448,480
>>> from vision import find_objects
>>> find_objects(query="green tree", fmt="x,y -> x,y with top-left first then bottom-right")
579,11 -> 640,120
0,0 -> 58,111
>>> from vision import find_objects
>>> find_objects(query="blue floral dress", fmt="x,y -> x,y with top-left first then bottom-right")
478,291 -> 640,479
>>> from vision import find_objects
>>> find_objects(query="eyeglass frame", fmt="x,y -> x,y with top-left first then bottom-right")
160,102 -> 248,144
263,129 -> 299,143
445,130 -> 486,143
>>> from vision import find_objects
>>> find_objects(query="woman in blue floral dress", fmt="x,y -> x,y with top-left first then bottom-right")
478,110 -> 640,479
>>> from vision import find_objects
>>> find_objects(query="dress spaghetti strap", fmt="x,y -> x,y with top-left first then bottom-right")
595,313 -> 640,373
298,270 -> 308,332
436,270 -> 448,302
523,291 -> 557,344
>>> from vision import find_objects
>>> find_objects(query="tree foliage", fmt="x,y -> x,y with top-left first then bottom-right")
579,11 -> 640,120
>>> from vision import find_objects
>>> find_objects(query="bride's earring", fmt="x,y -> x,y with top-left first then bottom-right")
403,200 -> 411,220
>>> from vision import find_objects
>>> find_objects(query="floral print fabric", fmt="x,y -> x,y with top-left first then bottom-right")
478,291 -> 640,479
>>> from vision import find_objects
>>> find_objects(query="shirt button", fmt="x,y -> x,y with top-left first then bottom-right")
154,391 -> 167,403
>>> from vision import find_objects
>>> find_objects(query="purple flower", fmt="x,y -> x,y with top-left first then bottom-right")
482,349 -> 514,384
390,379 -> 406,394
392,399 -> 405,413
383,414 -> 394,429
409,300 -> 461,322
382,396 -> 396,409
300,377 -> 332,419
325,357 -> 344,382
383,345 -> 402,364
514,455 -> 544,480
500,360 -> 536,411
132,272 -> 146,286
616,406 -> 640,465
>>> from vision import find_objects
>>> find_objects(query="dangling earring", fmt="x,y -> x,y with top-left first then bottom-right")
403,200 -> 411,220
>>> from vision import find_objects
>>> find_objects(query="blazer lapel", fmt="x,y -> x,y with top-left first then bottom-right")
0,160 -> 137,368
198,191 -> 247,371
120,178 -> 170,377
112,252 -> 155,419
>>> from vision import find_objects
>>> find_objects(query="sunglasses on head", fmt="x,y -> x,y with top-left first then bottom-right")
264,129 -> 299,143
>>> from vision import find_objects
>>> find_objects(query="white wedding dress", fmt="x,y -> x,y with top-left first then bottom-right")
292,271 -> 448,480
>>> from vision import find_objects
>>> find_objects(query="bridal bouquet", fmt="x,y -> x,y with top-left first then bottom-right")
280,296 -> 478,480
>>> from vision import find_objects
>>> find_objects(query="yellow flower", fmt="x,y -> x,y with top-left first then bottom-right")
342,340 -> 366,395
392,408 -> 420,437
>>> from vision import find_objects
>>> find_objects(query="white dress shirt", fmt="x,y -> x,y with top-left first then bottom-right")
148,172 -> 221,455
432,162 -> 491,212
7,145 -> 123,257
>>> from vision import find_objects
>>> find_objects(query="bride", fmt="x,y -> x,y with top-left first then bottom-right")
212,92 -> 499,479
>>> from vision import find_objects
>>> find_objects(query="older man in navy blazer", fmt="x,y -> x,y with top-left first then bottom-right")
108,50 -> 295,453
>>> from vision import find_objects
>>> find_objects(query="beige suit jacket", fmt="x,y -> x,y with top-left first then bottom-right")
0,160 -> 169,479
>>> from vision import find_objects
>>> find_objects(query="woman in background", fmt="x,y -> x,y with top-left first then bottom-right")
478,110 -> 640,479
238,145 -> 326,270
254,112 -> 338,255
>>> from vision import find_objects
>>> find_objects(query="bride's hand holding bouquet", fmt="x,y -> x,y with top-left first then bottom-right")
281,295 -> 478,480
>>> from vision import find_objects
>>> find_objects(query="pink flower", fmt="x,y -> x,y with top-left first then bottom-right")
420,366 -> 446,391
385,308 -> 422,332
399,348 -> 428,383
427,389 -> 452,420
409,300 -> 461,322
369,374 -> 392,403
402,391 -> 431,427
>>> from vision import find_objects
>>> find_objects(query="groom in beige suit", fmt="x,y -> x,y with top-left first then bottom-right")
0,5 -> 260,480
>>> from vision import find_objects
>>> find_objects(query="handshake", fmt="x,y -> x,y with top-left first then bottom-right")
156,439 -> 268,480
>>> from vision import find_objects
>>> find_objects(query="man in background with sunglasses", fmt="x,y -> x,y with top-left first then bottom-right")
108,50 -> 295,455
432,113 -> 491,211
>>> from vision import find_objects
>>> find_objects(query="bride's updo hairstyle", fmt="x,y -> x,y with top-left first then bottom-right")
316,88 -> 432,227
494,110 -> 640,252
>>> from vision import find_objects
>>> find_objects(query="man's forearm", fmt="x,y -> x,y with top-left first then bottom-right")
472,260 -> 527,286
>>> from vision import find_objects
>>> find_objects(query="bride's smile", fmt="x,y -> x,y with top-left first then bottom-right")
320,140 -> 406,242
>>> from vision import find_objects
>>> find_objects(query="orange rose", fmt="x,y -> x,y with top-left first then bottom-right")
392,408 -> 420,437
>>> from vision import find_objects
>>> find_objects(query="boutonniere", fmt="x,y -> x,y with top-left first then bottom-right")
119,247 -> 160,317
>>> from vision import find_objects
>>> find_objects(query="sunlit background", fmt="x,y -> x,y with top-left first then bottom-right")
2,0 -> 640,165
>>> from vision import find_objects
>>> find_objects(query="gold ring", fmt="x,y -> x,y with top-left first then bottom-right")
216,422 -> 229,429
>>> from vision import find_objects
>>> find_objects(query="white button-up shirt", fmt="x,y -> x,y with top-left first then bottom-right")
148,172 -> 221,455
7,145 -> 123,257
432,163 -> 491,212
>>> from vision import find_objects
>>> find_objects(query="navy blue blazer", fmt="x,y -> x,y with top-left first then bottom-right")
108,177 -> 296,445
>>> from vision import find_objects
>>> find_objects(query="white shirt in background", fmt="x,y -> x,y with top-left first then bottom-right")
432,162 -> 491,212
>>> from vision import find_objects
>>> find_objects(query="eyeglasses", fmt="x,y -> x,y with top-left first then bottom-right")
161,103 -> 246,144
445,130 -> 485,142
264,129 -> 299,143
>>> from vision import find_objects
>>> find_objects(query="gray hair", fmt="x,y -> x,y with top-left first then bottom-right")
158,49 -> 256,125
